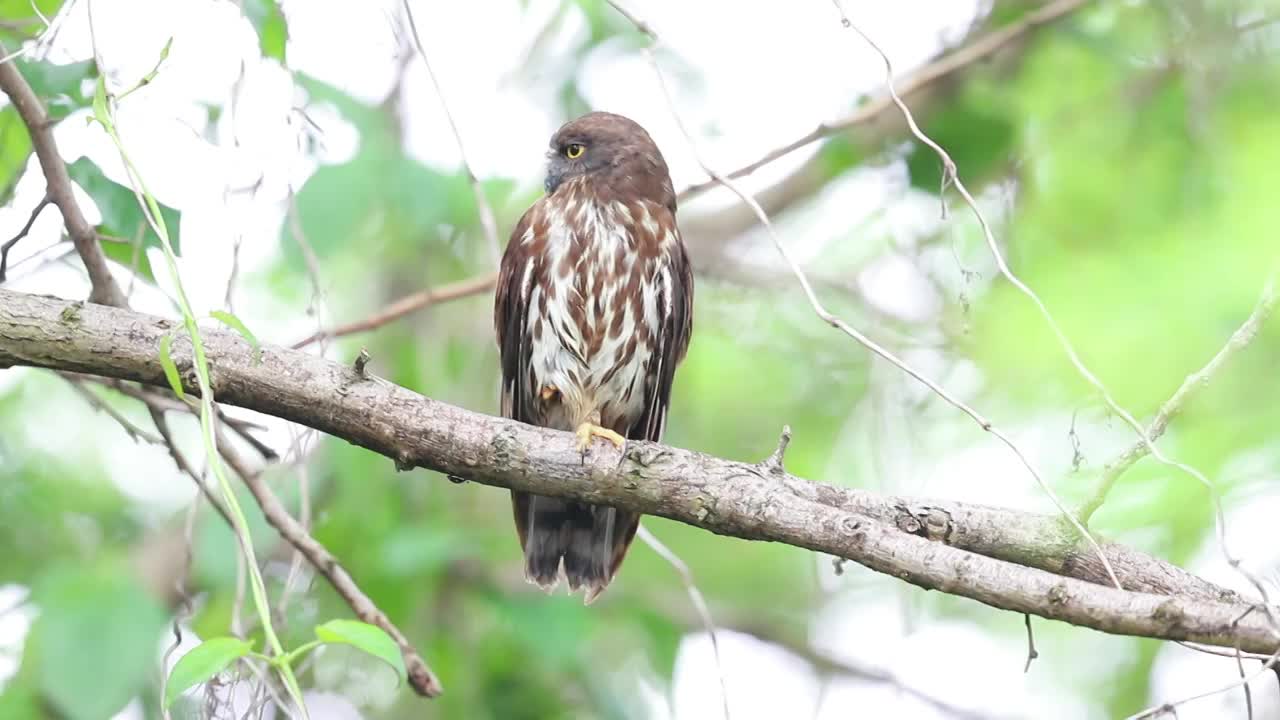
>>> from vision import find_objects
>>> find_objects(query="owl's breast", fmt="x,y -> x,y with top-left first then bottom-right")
524,196 -> 668,431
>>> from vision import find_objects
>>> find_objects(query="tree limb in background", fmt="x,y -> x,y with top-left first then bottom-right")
1077,273 -> 1279,522
0,53 -> 127,307
675,0 -> 1093,253
290,272 -> 495,349
675,0 -> 1092,201
4,287 -> 1278,656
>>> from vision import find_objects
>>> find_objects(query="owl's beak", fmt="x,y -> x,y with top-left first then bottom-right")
544,154 -> 566,195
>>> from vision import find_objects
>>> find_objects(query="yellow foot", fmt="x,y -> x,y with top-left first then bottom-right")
540,384 -> 560,402
574,422 -> 626,452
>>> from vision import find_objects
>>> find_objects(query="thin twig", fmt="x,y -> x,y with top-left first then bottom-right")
97,378 -> 277,460
145,404 -> 235,529
607,1 -> 1121,590
1023,614 -> 1038,673
224,234 -> 243,314
160,494 -> 202,720
674,0 -> 1093,201
0,194 -> 51,283
286,193 -> 328,355
637,526 -> 729,720
59,370 -> 239,525
0,52 -> 126,306
1126,644 -> 1280,720
1077,274 -> 1279,521
1236,644 -> 1254,720
214,426 -> 444,698
290,272 -> 495,349
399,0 -> 501,266
0,3 -> 60,66
61,374 -> 162,443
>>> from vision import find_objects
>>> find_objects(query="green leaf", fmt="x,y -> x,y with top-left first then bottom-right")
290,75 -> 516,270
210,310 -> 262,360
67,157 -> 181,283
0,685 -> 40,719
904,94 -> 1014,192
14,57 -> 95,122
91,74 -> 108,127
163,637 -> 253,708
29,561 -> 167,720
242,0 -> 288,63
100,235 -> 154,284
159,333 -> 185,399
0,0 -> 62,27
314,619 -> 407,684
0,107 -> 32,200
16,57 -> 94,99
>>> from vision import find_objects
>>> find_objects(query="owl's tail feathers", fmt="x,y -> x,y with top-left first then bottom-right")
511,491 -> 640,604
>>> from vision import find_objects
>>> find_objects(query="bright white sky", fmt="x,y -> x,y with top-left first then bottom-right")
1,1 -> 1276,718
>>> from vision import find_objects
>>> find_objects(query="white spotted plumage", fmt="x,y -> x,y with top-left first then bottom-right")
521,185 -> 673,433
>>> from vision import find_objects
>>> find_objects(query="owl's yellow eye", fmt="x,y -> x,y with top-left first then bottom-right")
564,143 -> 585,159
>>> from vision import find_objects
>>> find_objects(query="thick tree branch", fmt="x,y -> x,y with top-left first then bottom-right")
0,56 -> 127,307
0,287 -> 1272,655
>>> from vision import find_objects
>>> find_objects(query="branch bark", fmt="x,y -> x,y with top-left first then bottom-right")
0,56 -> 127,307
0,287 -> 1271,655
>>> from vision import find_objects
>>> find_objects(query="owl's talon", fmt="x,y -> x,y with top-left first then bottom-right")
575,422 -> 626,452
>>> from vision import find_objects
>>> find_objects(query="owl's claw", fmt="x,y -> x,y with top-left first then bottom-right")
575,422 -> 626,452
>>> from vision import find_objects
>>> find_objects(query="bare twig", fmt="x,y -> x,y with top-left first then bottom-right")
286,193 -> 328,355
1023,614 -> 1038,673
145,405 -> 234,528
61,374 -> 162,444
0,194 -> 51,283
1126,645 -> 1280,720
58,370 -> 238,526
636,526 -> 729,720
399,0 -> 501,266
605,0 -> 1121,589
224,234 -> 243,314
674,0 -> 1093,201
214,428 -> 443,698
1077,274 -> 1279,521
96,378 -> 277,461
159,494 -> 202,720
1236,644 -> 1254,720
0,54 -> 126,306
290,272 -> 495,349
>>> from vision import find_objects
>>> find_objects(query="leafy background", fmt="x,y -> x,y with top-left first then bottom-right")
1,0 -> 1279,718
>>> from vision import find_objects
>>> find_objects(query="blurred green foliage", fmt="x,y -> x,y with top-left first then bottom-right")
2,1 -> 1279,719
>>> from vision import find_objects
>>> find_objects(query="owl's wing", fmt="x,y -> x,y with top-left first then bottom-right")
632,207 -> 694,444
494,204 -> 540,427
